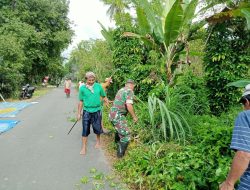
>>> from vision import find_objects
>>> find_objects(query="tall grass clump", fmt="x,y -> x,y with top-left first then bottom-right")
148,86 -> 191,144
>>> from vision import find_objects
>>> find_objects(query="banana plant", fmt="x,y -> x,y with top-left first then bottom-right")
98,21 -> 114,47
123,0 -> 202,83
205,1 -> 250,29
227,79 -> 250,87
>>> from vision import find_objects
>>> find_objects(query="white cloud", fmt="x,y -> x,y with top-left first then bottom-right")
63,0 -> 114,57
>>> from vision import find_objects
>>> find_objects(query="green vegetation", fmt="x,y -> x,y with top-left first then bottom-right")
91,1 -> 250,189
65,39 -> 113,82
0,0 -> 73,98
3,0 -> 250,189
148,92 -> 191,144
115,118 -> 234,190
204,18 -> 250,115
65,0 -> 250,189
76,168 -> 128,190
32,87 -> 50,99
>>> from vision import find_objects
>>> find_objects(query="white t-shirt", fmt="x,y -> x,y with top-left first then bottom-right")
65,80 -> 71,89
78,81 -> 85,89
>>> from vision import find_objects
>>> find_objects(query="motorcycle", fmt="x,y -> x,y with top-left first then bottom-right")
19,84 -> 36,100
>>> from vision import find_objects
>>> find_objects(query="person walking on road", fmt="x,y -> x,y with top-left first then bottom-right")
64,78 -> 72,98
109,79 -> 138,158
220,84 -> 250,190
77,72 -> 109,155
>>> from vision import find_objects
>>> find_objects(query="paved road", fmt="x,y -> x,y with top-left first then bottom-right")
0,87 -> 112,190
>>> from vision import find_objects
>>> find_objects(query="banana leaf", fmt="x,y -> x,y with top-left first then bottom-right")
226,79 -> 250,87
136,6 -> 151,35
241,8 -> 250,29
164,0 -> 184,47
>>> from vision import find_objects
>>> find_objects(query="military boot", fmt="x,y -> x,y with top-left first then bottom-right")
117,141 -> 129,158
114,132 -> 120,143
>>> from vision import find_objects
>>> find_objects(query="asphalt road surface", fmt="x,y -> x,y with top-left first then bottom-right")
0,87 -> 112,190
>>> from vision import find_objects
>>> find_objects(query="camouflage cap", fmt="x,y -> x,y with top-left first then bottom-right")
126,79 -> 135,84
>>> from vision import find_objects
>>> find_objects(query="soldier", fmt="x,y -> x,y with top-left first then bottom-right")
109,79 -> 138,158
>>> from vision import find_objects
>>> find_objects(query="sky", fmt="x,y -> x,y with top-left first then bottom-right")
63,0 -> 115,58
63,0 -> 221,58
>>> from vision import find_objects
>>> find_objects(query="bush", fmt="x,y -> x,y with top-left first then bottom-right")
110,28 -> 165,101
147,93 -> 191,144
173,69 -> 210,115
204,18 -> 250,115
114,115 -> 234,190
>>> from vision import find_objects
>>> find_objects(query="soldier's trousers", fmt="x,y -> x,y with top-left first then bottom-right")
109,112 -> 130,143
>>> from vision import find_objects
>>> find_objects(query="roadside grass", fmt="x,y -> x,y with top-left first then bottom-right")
32,87 -> 50,99
1,86 -> 52,103
75,167 -> 129,190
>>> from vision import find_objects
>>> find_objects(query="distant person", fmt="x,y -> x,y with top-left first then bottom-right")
78,80 -> 85,89
64,78 -> 72,98
77,72 -> 109,155
220,84 -> 250,190
109,79 -> 138,158
42,76 -> 49,87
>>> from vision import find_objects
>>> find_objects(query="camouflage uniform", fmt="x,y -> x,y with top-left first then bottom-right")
109,87 -> 134,143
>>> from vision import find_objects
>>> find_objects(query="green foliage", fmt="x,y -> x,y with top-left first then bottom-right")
0,0 -> 72,98
114,114 -> 234,190
242,8 -> 250,29
78,168 -> 128,190
0,33 -> 25,97
125,0 -> 202,83
227,79 -> 250,87
174,69 -> 210,115
80,176 -> 89,184
164,0 -> 184,46
148,92 -> 191,144
100,0 -> 132,27
202,0 -> 250,30
65,39 -> 113,82
110,27 -> 164,100
204,18 -> 250,115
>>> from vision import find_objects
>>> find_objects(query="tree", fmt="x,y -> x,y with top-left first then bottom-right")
204,18 -> 250,115
0,0 -> 73,97
100,0 -> 133,27
199,0 -> 250,29
65,39 -> 113,81
0,33 -> 25,97
123,0 -> 203,83
101,0 -> 130,19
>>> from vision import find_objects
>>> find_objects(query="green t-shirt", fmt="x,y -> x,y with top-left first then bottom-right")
79,83 -> 106,113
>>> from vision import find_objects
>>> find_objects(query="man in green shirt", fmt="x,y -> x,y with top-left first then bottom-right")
77,71 -> 108,155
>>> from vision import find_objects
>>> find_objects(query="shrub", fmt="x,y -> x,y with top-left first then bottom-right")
114,115 -> 234,190
174,69 -> 210,115
204,18 -> 250,115
110,28 -> 165,101
148,93 -> 191,144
